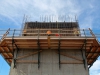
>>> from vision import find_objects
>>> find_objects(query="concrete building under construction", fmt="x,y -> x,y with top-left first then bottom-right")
0,21 -> 100,75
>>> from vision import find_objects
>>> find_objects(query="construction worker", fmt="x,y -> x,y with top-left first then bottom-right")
74,29 -> 80,36
55,33 -> 60,36
23,29 -> 27,36
47,30 -> 51,36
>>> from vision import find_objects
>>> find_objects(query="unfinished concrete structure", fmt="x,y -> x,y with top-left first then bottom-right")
0,21 -> 100,75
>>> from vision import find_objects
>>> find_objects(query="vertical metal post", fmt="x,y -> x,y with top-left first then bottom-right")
12,29 -> 15,57
83,29 -> 87,70
58,29 -> 61,69
12,29 -> 16,68
38,29 -> 40,69
83,29 -> 87,57
81,47 -> 85,69
12,29 -> 19,68
58,42 -> 61,69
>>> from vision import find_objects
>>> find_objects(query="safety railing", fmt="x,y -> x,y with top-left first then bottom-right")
0,28 -> 99,40
0,28 -> 10,42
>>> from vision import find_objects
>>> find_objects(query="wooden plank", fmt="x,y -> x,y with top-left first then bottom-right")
0,47 -> 4,52
3,47 -> 9,52
61,41 -> 93,44
8,44 -> 38,47
6,42 -> 38,44
17,50 -> 42,59
0,40 -> 6,46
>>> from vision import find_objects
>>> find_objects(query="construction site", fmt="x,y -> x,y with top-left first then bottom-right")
0,20 -> 100,75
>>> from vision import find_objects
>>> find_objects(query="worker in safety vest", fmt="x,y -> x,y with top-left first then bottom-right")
74,29 -> 80,36
47,30 -> 51,36
23,29 -> 27,36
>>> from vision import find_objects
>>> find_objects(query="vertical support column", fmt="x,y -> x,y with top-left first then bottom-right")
81,29 -> 87,70
81,46 -> 85,69
58,29 -> 61,69
13,49 -> 18,68
12,29 -> 19,68
37,29 -> 40,69
83,29 -> 88,70
12,29 -> 15,56
12,29 -> 16,68
58,41 -> 61,69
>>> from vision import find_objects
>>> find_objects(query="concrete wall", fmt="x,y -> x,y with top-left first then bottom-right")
9,49 -> 89,75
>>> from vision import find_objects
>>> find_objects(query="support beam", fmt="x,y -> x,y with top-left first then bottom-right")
88,47 -> 99,66
12,29 -> 19,68
5,58 -> 13,59
80,29 -> 87,70
17,50 -> 42,59
61,61 -> 83,64
0,51 -> 12,53
0,47 -> 12,58
81,42 -> 85,64
80,30 -> 86,69
16,60 -> 38,64
87,52 -> 100,53
59,53 -> 82,61
37,29 -> 40,69
58,29 -> 61,69
86,46 -> 93,57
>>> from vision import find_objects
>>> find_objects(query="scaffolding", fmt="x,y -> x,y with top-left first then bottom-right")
0,27 -> 100,68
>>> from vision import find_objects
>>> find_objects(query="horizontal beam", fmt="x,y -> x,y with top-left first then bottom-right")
87,52 -> 100,53
6,41 -> 94,44
0,52 -> 12,53
16,60 -> 38,64
57,52 -> 83,61
61,61 -> 83,64
5,58 -> 13,59
87,58 -> 96,60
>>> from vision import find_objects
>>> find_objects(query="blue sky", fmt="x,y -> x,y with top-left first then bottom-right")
0,0 -> 100,75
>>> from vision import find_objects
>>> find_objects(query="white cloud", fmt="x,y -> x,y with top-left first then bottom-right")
0,0 -> 82,24
90,60 -> 100,70
0,1 -> 100,75
0,0 -> 98,29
